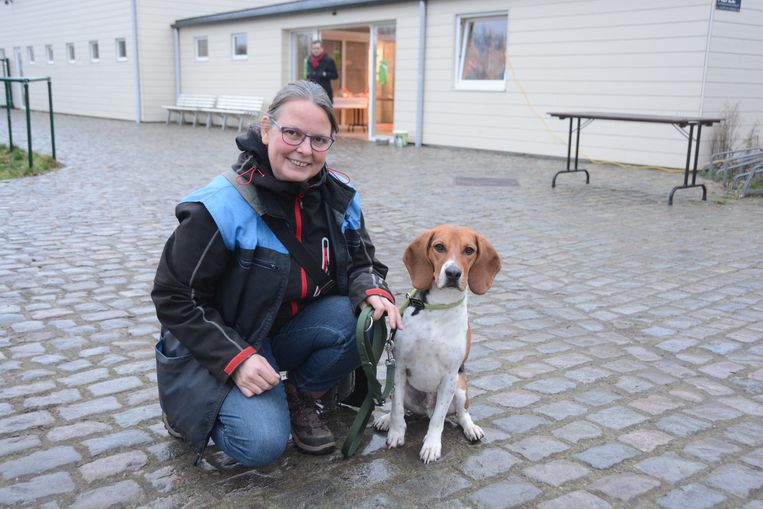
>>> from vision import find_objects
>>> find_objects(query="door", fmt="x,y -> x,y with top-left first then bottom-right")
13,47 -> 23,107
369,24 -> 395,139
292,25 -> 392,137
0,49 -> 8,108
291,30 -> 318,81
11,48 -> 26,108
320,39 -> 342,99
314,28 -> 370,133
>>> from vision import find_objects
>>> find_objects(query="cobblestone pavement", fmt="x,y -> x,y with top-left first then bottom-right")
1,112 -> 763,508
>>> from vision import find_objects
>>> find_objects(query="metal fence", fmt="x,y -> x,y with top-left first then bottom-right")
1,76 -> 56,167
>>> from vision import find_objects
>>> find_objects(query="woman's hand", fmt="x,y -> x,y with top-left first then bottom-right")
232,354 -> 281,397
361,295 -> 403,331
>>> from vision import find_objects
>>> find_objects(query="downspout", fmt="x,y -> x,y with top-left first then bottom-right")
130,0 -> 142,123
173,27 -> 181,99
415,0 -> 426,148
698,0 -> 715,116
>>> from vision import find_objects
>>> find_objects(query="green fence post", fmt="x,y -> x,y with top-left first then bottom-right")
24,80 -> 32,168
4,81 -> 12,152
47,78 -> 55,160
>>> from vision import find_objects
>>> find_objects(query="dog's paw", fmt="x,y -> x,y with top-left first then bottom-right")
373,413 -> 390,432
419,439 -> 442,464
463,423 -> 485,442
386,428 -> 405,448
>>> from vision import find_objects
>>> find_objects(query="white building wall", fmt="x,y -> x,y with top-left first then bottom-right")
4,0 -> 761,167
702,0 -> 763,150
135,1 -> 263,122
0,0 -> 135,120
0,0 -> 260,121
424,0 -> 713,168
176,2 -> 421,136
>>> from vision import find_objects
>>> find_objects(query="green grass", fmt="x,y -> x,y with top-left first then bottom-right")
713,197 -> 734,206
0,144 -> 61,180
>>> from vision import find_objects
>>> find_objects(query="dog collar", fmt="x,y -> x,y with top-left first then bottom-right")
401,289 -> 465,315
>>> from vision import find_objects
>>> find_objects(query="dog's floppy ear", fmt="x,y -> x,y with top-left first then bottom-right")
403,229 -> 435,291
468,234 -> 501,295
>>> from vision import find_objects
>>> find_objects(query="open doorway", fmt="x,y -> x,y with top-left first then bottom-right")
290,24 -> 396,139
371,23 -> 395,138
322,27 -> 371,138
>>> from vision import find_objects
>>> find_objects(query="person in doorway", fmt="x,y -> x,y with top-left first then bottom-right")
306,40 -> 338,102
152,80 -> 402,468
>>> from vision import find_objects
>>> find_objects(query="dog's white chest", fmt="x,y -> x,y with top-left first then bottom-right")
395,306 -> 468,392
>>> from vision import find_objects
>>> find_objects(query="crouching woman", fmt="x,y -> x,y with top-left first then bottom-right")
152,80 -> 401,467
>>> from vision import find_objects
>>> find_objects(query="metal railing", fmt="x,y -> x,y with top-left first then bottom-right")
702,147 -> 763,197
731,160 -> 763,196
0,76 -> 56,168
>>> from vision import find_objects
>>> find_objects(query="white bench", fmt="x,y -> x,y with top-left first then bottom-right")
161,94 -> 216,126
202,96 -> 265,131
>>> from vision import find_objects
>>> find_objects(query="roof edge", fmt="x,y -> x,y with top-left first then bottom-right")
173,0 -> 412,28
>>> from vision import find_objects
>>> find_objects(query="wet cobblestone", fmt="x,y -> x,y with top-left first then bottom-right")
1,111 -> 763,507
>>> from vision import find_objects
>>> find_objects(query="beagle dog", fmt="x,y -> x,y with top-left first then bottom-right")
374,225 -> 501,463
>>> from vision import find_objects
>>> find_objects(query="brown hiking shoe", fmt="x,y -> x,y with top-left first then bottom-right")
285,381 -> 335,455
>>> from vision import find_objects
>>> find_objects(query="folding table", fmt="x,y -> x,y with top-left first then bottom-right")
548,112 -> 723,205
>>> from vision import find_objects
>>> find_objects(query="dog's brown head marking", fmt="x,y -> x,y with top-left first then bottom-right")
403,225 -> 501,294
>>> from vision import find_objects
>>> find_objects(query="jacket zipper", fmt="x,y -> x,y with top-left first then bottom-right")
292,193 -> 307,316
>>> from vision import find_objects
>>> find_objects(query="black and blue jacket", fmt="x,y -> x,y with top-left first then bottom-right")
152,129 -> 393,460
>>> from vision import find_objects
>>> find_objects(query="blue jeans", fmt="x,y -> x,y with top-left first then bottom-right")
211,295 -> 359,467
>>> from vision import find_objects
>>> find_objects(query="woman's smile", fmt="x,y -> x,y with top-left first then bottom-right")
287,157 -> 310,168
261,100 -> 332,183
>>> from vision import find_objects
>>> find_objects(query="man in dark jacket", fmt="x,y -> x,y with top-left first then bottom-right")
307,40 -> 338,102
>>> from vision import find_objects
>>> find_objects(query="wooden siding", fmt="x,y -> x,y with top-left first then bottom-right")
135,1 -> 257,122
702,1 -> 763,151
423,0 -> 714,168
0,0 -> 259,121
0,0 -> 134,120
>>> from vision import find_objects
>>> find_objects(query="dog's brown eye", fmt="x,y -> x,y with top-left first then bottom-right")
464,247 -> 475,255
433,243 -> 445,253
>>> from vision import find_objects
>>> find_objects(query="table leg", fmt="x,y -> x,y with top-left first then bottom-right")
566,117 -> 572,170
553,116 -> 590,188
668,123 -> 707,205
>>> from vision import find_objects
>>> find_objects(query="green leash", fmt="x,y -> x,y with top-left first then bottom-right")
341,305 -> 396,457
340,290 -> 466,457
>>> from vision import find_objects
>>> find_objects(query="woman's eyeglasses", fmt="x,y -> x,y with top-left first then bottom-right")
270,119 -> 335,152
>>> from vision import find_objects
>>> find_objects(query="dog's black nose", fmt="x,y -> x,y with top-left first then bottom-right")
445,265 -> 462,282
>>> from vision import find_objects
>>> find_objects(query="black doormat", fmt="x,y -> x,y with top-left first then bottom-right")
453,177 -> 519,187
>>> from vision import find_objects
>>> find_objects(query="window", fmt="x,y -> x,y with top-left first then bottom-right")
67,43 -> 76,63
90,41 -> 100,62
46,44 -> 54,63
115,38 -> 127,61
455,13 -> 508,91
27,46 -> 35,64
232,33 -> 247,59
0,49 -> 5,60
195,37 -> 208,61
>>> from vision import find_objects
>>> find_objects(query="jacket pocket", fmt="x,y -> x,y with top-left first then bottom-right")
252,257 -> 278,271
155,329 -> 228,453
